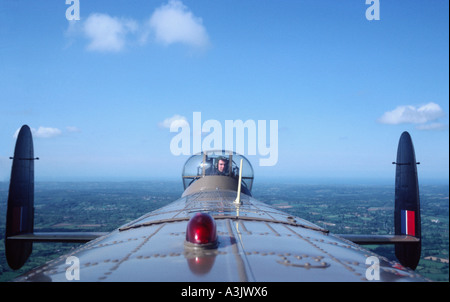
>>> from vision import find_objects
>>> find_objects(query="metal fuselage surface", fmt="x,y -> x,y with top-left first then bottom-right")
15,176 -> 425,282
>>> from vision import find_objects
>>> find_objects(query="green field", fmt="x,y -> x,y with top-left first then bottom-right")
0,181 -> 448,282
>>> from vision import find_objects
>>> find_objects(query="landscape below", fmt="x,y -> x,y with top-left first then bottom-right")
0,181 -> 448,282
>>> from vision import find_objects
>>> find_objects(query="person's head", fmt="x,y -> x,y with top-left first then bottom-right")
217,158 -> 227,173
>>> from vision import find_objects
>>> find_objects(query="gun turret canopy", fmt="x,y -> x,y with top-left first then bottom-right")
181,150 -> 254,196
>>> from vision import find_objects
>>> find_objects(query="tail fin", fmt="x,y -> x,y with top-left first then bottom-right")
4,126 -> 107,269
4,125 -> 37,270
393,131 -> 421,270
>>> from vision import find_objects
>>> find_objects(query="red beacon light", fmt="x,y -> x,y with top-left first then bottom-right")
185,213 -> 218,248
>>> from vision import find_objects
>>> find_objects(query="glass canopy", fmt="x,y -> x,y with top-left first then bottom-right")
182,150 -> 254,192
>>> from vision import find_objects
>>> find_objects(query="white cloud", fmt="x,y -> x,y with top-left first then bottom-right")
33,127 -> 63,138
66,126 -> 81,133
11,126 -> 83,139
148,0 -> 209,48
0,156 -> 9,181
82,13 -> 138,52
66,1 -> 209,52
159,114 -> 189,129
415,123 -> 447,131
378,102 -> 445,125
14,127 -> 63,139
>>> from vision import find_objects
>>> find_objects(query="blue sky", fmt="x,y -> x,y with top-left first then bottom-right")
0,0 -> 448,184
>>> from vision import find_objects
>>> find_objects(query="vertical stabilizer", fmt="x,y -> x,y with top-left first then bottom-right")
393,131 -> 421,270
5,125 -> 36,270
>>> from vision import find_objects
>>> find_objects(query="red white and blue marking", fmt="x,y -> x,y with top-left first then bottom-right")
401,210 -> 415,236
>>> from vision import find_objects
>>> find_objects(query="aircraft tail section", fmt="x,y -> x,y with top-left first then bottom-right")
339,131 -> 422,270
5,125 -> 37,270
393,131 -> 421,270
4,125 -> 107,270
